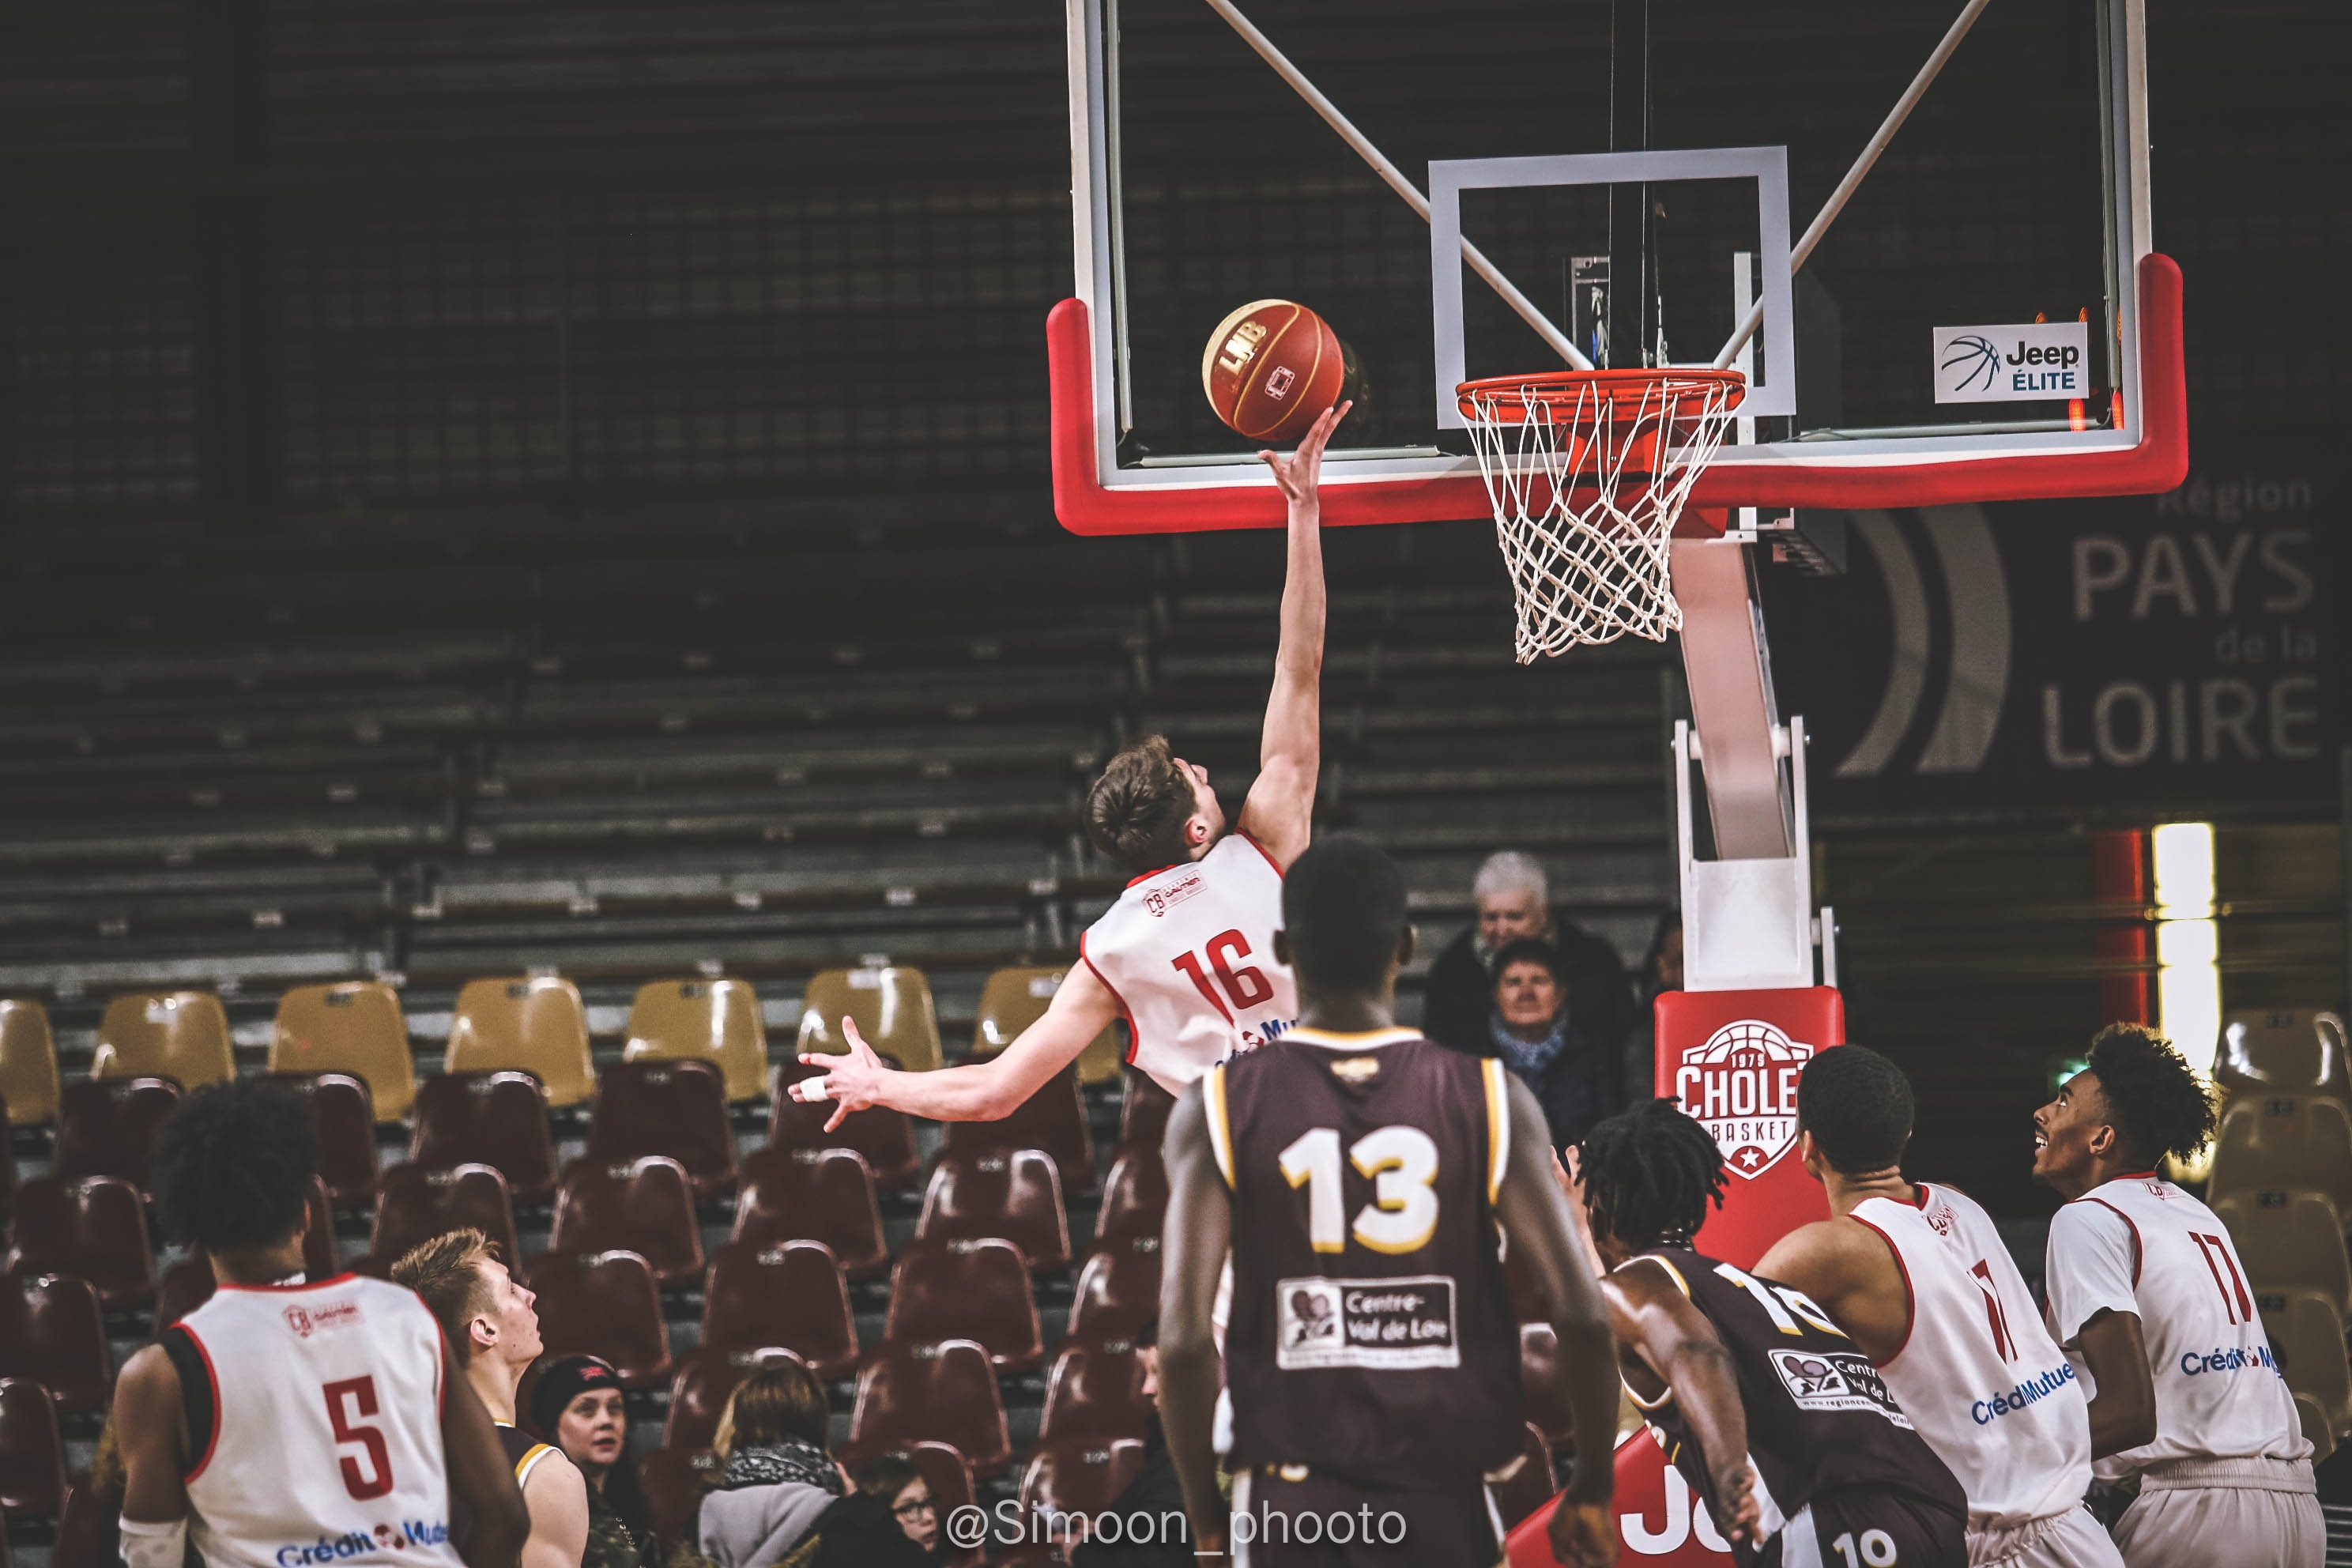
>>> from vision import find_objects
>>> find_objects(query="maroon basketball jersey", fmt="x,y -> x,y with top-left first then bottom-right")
1210,1027 -> 1525,1487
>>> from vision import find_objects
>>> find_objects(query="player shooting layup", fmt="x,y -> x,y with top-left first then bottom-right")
793,401 -> 1349,1124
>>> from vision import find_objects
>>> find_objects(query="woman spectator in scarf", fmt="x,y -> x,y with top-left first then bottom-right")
1487,937 -> 1620,1150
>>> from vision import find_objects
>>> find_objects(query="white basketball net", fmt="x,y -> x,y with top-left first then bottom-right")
1461,372 -> 1743,660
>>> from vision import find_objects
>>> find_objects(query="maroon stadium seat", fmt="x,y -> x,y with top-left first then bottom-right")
0,1378 -> 65,1517
637,1446 -> 722,1543
883,1238 -> 1041,1374
1038,1336 -> 1152,1442
849,1338 -> 1010,1480
53,1479 -> 107,1568
918,1148 -> 1070,1272
835,1438 -> 980,1568
940,1065 -> 1094,1194
51,1078 -> 180,1194
545,1156 -> 704,1288
1018,1435 -> 1145,1540
700,1239 -> 857,1379
409,1071 -> 559,1204
1118,1073 -> 1174,1154
586,1059 -> 737,1200
1091,1147 -> 1167,1256
733,1144 -> 889,1281
524,1250 -> 672,1389
362,1163 -> 522,1279
770,1059 -> 921,1191
662,1344 -> 808,1451
1491,1423 -> 1556,1531
1519,1322 -> 1577,1453
266,1072 -> 380,1210
4,1177 -> 155,1308
0,1275 -> 111,1415
1065,1239 -> 1162,1347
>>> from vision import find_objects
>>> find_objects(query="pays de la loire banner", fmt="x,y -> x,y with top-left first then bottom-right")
1765,432 -> 2343,813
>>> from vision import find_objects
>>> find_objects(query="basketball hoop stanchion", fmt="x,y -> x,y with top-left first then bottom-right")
1457,368 -> 1744,658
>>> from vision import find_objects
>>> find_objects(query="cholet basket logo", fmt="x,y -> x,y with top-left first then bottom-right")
1673,1020 -> 1815,1181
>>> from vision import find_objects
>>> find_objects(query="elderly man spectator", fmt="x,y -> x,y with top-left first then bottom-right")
1421,851 -> 1636,1082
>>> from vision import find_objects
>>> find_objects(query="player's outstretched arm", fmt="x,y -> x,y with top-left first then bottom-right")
1599,1265 -> 1762,1547
439,1337 -> 530,1568
1753,1220 -> 1909,1365
1157,1081 -> 1235,1558
1491,1077 -> 1618,1568
790,963 -> 1120,1128
2072,1307 -> 2157,1457
1235,399 -> 1348,871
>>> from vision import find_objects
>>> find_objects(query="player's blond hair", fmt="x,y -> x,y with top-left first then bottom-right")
390,1227 -> 499,1366
1085,733 -> 1198,873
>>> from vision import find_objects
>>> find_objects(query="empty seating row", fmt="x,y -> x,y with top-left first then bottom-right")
0,959 -> 1126,1132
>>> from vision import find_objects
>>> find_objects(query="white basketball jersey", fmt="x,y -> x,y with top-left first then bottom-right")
2045,1173 -> 2311,1481
172,1274 -> 462,1568
1849,1183 -> 2093,1532
1080,832 -> 1298,1094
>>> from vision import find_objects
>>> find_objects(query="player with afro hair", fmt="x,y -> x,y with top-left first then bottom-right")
1575,1095 -> 1730,1252
150,1076 -> 318,1259
2032,1022 -> 2218,1192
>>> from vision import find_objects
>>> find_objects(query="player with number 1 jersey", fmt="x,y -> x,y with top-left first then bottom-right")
791,401 -> 1347,1124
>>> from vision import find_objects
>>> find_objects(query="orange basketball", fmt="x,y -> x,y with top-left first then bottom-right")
1201,299 -> 1348,443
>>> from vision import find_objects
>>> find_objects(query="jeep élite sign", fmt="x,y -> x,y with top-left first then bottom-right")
1766,435 -> 2343,812
1933,321 -> 2092,404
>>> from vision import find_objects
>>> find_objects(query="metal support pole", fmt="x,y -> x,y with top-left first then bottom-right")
1607,0 -> 1649,368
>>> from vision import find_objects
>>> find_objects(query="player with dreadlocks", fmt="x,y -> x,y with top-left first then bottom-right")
2034,1024 -> 2320,1566
1573,1097 -> 1966,1566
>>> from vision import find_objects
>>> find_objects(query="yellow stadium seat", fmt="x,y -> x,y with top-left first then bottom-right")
797,967 -> 941,1075
2217,1189 -> 2350,1317
445,976 -> 594,1108
2259,1287 -> 2350,1439
2216,1009 -> 2350,1106
0,999 -> 60,1126
92,992 -> 235,1088
971,967 -> 1124,1087
624,978 -> 770,1103
2207,1094 -> 2352,1216
270,982 -> 417,1123
2296,1394 -> 2336,1459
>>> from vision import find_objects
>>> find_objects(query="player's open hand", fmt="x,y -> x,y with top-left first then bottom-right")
792,1017 -> 891,1133
1709,1460 -> 1763,1546
1547,1496 -> 1616,1568
1258,398 -> 1350,503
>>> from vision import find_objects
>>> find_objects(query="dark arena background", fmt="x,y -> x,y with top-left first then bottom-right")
0,2 -> 2346,1561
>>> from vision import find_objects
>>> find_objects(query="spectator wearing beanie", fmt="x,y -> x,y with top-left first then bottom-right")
1485,937 -> 1619,1150
1420,851 -> 1635,1085
533,1355 -> 665,1568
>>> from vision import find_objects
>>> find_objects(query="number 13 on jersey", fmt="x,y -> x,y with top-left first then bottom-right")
1279,1124 -> 1441,1255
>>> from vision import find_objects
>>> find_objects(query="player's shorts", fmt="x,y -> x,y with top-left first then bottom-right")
2112,1457 -> 2322,1568
1230,1465 -> 1502,1568
1770,1486 -> 1966,1568
1963,1503 -> 2126,1568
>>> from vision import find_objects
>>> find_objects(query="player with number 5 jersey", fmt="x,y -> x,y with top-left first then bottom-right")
790,401 -> 1348,1125
109,1081 -> 527,1568
2032,1026 -> 2320,1568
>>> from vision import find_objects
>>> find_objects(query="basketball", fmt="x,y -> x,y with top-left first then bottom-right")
1201,298 -> 1350,443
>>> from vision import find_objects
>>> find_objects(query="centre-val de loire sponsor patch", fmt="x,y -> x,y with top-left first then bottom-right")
1768,1348 -> 1913,1427
1276,1276 -> 1460,1370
